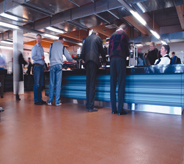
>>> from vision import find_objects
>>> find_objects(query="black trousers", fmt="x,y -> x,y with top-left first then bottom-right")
0,75 -> 4,96
86,61 -> 98,110
110,57 -> 126,113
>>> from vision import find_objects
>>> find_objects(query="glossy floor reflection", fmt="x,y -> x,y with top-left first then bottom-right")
0,92 -> 184,164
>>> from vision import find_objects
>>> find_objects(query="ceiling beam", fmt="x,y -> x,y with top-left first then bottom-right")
176,4 -> 184,30
60,30 -> 88,42
90,25 -> 116,38
124,13 -> 159,36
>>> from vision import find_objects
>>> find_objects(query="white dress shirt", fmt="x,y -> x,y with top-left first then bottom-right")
154,54 -> 170,65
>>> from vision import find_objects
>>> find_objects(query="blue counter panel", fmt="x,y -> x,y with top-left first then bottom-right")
45,73 -> 184,107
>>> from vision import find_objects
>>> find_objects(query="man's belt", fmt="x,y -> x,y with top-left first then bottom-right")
34,63 -> 44,67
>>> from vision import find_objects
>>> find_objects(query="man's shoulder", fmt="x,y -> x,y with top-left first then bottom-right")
53,41 -> 63,46
32,44 -> 37,50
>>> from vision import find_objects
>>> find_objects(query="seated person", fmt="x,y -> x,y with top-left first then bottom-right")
154,45 -> 170,65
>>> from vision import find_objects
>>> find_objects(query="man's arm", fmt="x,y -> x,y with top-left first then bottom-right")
63,47 -> 75,63
97,37 -> 106,63
80,42 -> 85,61
49,44 -> 53,61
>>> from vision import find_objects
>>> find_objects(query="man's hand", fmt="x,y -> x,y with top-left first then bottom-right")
73,60 -> 77,63
42,56 -> 45,60
103,62 -> 106,66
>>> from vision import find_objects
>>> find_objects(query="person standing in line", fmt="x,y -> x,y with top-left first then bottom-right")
48,37 -> 76,106
171,52 -> 181,64
147,42 -> 158,65
81,30 -> 106,112
26,57 -> 33,75
109,24 -> 130,115
0,50 -> 6,98
15,51 -> 27,101
32,34 -> 47,105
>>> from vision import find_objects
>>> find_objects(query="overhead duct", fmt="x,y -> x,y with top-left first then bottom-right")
130,31 -> 184,44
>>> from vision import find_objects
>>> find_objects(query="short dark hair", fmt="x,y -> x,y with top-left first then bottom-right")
172,52 -> 175,55
36,34 -> 42,38
117,24 -> 127,30
162,45 -> 170,54
59,36 -> 64,40
150,42 -> 155,47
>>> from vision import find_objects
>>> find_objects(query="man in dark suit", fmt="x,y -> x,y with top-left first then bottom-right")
109,24 -> 129,115
81,30 -> 106,112
147,42 -> 158,65
171,52 -> 181,64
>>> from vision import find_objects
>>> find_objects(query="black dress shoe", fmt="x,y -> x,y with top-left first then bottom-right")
112,110 -> 118,114
118,110 -> 128,115
88,108 -> 98,112
34,101 -> 43,105
16,94 -> 21,101
41,100 -> 47,105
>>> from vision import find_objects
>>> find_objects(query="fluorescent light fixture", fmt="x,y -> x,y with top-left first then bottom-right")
46,27 -> 64,34
137,2 -> 146,13
0,13 -> 18,21
43,34 -> 59,40
129,10 -> 147,26
0,22 -> 19,29
135,44 -> 143,47
161,40 -> 167,45
29,32 -> 37,36
150,30 -> 160,39
0,46 -> 13,50
1,41 -> 13,45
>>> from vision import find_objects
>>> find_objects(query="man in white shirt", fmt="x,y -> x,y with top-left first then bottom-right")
155,45 -> 171,65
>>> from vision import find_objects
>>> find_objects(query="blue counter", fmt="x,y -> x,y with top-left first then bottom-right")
45,64 -> 184,115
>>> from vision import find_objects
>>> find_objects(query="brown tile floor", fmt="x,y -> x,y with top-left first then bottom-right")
0,92 -> 184,164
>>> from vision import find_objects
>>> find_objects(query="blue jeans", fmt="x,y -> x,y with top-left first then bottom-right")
48,64 -> 62,105
34,65 -> 44,103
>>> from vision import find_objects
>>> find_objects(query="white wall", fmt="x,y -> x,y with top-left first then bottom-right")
160,25 -> 182,35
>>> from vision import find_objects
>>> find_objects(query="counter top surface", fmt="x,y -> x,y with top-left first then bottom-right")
44,64 -> 184,75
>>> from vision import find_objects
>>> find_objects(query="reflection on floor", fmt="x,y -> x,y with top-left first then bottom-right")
0,92 -> 184,164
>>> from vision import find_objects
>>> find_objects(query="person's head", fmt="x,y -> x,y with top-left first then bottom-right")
160,45 -> 170,56
150,42 -> 156,51
117,24 -> 127,33
36,34 -> 42,45
172,52 -> 175,58
137,46 -> 143,53
28,57 -> 31,62
92,29 -> 99,36
59,36 -> 64,44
